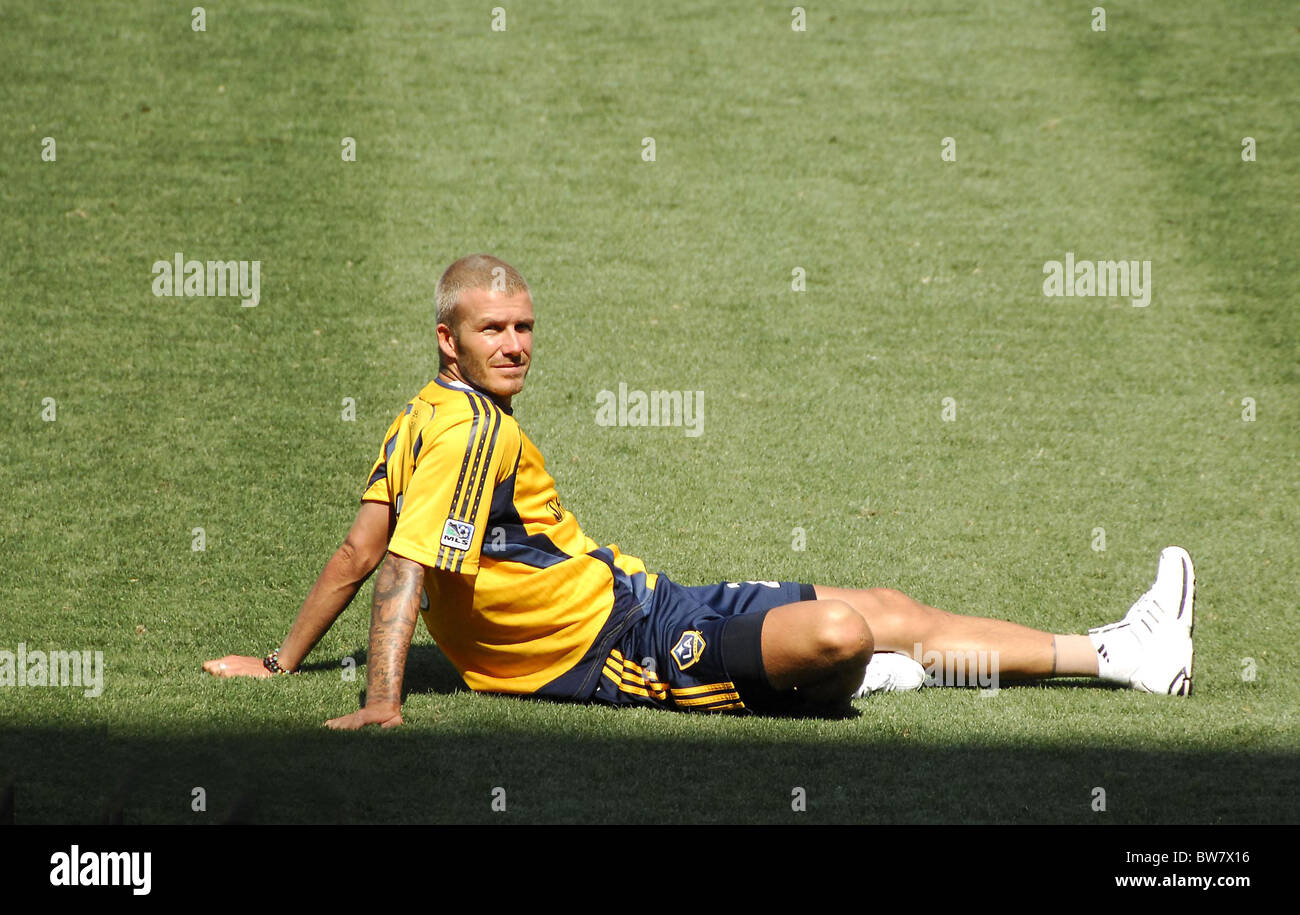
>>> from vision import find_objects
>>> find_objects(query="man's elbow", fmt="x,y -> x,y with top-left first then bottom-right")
336,537 -> 386,579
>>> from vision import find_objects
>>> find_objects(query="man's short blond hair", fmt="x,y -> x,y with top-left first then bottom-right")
434,254 -> 530,330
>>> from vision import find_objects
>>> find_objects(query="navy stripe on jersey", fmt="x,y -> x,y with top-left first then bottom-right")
481,465 -> 570,568
486,526 -> 571,568
409,402 -> 433,466
456,396 -> 501,572
455,395 -> 492,522
436,389 -> 503,572
436,397 -> 484,569
366,427 -> 402,490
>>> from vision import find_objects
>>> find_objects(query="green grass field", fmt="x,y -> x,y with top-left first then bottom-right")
1,0 -> 1297,824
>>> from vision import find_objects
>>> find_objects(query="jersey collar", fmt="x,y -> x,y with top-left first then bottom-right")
431,375 -> 514,414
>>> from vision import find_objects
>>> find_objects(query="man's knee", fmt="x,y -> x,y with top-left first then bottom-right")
808,600 -> 874,670
760,598 -> 875,691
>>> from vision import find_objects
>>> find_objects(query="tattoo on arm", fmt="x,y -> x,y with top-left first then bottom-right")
365,553 -> 422,709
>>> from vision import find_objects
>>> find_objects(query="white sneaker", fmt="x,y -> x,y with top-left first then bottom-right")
1090,546 -> 1195,695
854,651 -> 927,697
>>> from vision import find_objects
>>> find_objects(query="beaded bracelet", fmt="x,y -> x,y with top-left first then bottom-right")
263,650 -> 299,675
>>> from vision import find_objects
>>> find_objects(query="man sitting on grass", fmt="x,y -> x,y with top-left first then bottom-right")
204,254 -> 1196,727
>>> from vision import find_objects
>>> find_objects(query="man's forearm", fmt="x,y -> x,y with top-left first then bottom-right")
276,544 -> 378,670
362,553 -> 422,710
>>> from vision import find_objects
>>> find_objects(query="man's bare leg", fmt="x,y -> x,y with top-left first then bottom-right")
814,586 -> 1099,680
806,546 -> 1197,697
755,589 -> 1095,711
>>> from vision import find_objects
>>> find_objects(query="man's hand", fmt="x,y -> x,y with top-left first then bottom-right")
203,655 -> 272,678
324,705 -> 404,730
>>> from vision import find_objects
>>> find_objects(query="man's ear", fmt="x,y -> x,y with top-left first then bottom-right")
436,323 -> 458,365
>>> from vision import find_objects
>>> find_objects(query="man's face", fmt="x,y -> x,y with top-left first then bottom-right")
438,287 -> 534,402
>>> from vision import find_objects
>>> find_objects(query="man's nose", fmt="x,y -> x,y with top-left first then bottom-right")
500,330 -> 525,356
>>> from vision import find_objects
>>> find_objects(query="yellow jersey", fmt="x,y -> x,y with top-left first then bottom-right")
362,377 -> 656,695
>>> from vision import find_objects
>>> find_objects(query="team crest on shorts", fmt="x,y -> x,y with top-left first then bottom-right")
440,518 -> 475,551
671,630 -> 706,671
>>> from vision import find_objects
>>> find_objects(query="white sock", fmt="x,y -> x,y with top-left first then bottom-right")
1089,624 -> 1141,683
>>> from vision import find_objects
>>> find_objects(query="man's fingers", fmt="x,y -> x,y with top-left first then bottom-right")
323,709 -> 402,730
202,657 -> 233,676
324,711 -> 370,730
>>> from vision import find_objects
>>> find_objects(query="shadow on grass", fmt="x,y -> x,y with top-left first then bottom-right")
14,648 -> 1289,824
3,687 -> 1297,826
296,644 -> 469,703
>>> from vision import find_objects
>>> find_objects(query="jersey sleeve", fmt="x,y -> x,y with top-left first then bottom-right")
387,403 -> 518,575
360,408 -> 409,504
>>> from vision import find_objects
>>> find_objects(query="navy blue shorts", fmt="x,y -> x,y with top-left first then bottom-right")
590,577 -> 815,713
